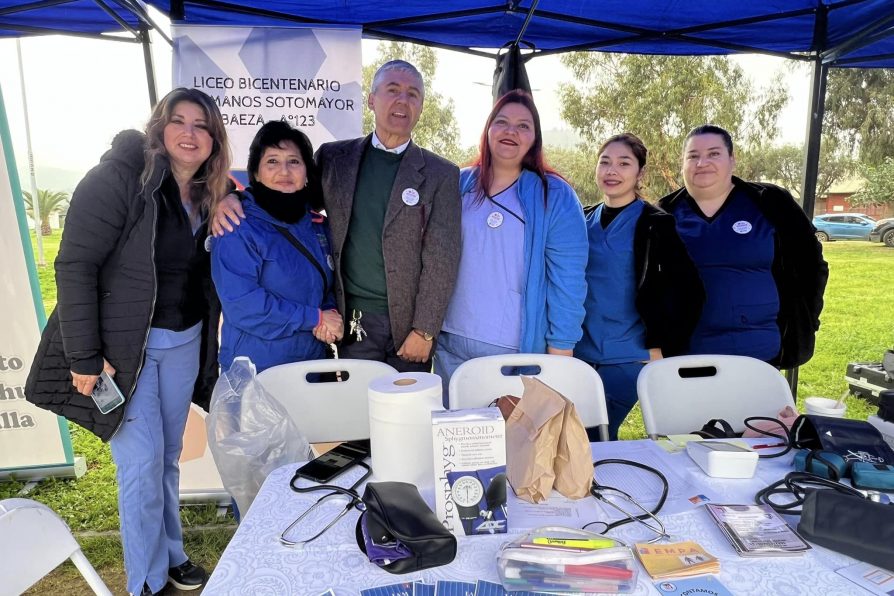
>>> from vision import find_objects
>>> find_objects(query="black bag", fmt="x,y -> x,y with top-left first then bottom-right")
791,415 -> 894,465
798,490 -> 894,572
355,481 -> 457,574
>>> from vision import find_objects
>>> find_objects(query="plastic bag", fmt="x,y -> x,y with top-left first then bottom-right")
206,357 -> 311,515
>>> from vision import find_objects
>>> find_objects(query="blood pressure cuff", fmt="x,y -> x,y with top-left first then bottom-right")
355,481 -> 457,574
798,490 -> 894,572
791,415 -> 894,465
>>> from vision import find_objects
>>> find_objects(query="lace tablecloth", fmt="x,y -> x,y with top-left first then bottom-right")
204,440 -> 866,595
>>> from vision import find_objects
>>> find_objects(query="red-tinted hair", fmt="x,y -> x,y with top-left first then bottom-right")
472,89 -> 558,202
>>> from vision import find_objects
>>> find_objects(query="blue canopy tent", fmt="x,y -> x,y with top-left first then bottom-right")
2,0 -> 893,388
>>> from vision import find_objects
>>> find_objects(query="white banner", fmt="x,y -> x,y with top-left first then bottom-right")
172,25 -> 363,176
0,85 -> 74,473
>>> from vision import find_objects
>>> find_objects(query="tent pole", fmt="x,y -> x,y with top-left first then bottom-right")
786,54 -> 828,396
16,39 -> 44,267
140,24 -> 158,107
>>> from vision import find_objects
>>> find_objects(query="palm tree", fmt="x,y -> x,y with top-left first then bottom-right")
22,189 -> 70,235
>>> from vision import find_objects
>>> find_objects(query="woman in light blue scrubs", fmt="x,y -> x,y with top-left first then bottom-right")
434,90 -> 588,406
577,134 -> 703,440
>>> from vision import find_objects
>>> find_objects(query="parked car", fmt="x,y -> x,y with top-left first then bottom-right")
812,213 -> 876,242
870,217 -> 894,247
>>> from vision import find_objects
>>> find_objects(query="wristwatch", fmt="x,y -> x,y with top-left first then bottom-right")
414,329 -> 434,341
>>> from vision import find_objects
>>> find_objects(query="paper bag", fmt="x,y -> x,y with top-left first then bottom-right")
505,376 -> 565,503
553,398 -> 593,499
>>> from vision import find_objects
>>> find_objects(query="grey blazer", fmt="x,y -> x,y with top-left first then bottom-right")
315,135 -> 461,348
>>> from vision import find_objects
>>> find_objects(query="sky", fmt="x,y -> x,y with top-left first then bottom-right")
0,14 -> 811,190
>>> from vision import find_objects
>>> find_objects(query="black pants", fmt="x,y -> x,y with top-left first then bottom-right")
339,310 -> 432,373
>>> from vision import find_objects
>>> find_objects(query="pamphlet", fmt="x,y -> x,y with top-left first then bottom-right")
654,576 -> 734,596
704,503 -> 811,556
835,562 -> 894,595
434,580 -> 476,596
635,540 -> 720,579
361,582 -> 415,596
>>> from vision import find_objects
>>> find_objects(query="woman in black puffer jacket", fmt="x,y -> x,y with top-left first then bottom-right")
26,88 -> 230,596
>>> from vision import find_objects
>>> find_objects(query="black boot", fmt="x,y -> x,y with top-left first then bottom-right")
168,559 -> 208,591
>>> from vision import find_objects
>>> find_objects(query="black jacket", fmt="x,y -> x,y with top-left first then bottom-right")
25,130 -> 220,440
584,201 -> 704,357
659,177 -> 829,369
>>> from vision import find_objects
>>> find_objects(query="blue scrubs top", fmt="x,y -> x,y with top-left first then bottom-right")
672,189 -> 780,361
577,200 -> 649,365
442,182 -> 526,349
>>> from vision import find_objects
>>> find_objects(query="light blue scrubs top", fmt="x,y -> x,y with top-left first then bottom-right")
442,182 -> 526,349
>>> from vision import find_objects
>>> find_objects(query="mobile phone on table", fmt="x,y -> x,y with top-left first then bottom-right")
295,441 -> 370,483
91,370 -> 125,414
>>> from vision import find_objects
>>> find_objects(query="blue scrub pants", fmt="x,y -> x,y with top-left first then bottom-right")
434,331 -> 518,408
588,361 -> 644,442
110,328 -> 200,595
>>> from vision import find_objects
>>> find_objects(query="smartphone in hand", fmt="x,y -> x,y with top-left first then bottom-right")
91,370 -> 125,414
295,441 -> 369,484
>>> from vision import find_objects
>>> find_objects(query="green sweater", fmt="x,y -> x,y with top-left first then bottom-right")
342,146 -> 404,313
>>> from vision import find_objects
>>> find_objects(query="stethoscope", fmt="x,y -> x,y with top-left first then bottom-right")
280,460 -> 371,547
584,459 -> 671,543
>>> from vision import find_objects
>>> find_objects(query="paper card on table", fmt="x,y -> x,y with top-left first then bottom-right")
435,580 -> 476,596
653,576 -> 733,596
635,540 -> 720,579
414,582 -> 435,596
317,591 -> 336,596
836,562 -> 894,595
361,582 -> 415,596
509,490 -> 605,530
474,580 -> 506,595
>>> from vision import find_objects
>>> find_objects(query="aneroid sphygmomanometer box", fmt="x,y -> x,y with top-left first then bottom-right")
432,408 -> 507,537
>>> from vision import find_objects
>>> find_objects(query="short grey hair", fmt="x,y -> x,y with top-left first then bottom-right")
371,60 -> 425,98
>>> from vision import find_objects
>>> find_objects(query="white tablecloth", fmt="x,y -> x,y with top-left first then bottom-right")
204,440 -> 868,595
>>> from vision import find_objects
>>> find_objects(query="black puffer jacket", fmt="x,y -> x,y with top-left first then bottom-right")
25,130 -> 218,441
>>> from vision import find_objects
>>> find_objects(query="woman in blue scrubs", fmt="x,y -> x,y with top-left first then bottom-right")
658,125 -> 828,369
434,90 -> 588,405
576,134 -> 703,440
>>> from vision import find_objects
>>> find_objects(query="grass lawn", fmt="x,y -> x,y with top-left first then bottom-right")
3,232 -> 892,594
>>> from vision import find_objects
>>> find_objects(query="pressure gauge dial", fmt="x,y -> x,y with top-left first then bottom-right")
451,475 -> 484,508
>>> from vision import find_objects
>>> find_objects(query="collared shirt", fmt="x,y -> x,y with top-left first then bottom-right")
371,131 -> 411,155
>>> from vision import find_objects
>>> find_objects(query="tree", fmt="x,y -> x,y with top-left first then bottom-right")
363,42 -> 463,163
736,142 -> 854,200
824,68 -> 894,167
544,146 -> 600,205
849,157 -> 894,207
558,54 -> 788,199
22,189 -> 69,235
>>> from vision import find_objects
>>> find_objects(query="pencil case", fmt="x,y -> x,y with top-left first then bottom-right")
496,526 -> 637,594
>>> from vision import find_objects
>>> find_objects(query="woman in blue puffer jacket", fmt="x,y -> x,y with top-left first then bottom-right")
212,121 -> 343,372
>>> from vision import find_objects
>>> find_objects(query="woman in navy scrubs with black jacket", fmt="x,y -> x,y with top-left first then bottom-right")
576,133 -> 704,440
658,125 -> 828,370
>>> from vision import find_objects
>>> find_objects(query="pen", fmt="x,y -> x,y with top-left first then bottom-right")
753,442 -> 787,449
532,537 -> 616,549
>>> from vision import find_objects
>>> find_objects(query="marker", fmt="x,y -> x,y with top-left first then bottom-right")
532,537 -> 615,549
753,442 -> 788,449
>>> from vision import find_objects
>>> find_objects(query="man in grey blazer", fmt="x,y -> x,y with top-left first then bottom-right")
316,61 -> 460,372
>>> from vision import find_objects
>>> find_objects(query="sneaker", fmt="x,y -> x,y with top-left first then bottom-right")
168,559 -> 208,591
134,584 -> 155,596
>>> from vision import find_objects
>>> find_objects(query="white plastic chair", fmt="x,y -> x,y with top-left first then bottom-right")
637,354 -> 795,439
256,359 -> 397,442
448,353 -> 609,441
0,498 -> 112,596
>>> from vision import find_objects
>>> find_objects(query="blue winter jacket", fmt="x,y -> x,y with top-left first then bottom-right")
459,168 -> 588,353
211,190 -> 335,372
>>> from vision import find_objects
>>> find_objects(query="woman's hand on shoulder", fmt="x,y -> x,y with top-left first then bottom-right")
211,193 -> 245,236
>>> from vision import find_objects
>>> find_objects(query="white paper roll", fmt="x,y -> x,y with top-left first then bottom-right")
368,372 -> 443,488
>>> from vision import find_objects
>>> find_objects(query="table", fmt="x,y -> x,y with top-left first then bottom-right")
204,440 -> 869,595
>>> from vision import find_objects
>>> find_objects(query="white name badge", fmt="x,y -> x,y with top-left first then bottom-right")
732,220 -> 752,234
487,211 -> 504,228
402,188 -> 420,206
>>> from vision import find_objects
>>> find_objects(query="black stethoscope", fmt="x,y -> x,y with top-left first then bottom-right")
584,459 -> 671,543
281,461 -> 371,546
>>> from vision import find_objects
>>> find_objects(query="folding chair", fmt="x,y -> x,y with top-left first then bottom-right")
256,359 -> 397,442
448,353 -> 609,441
637,354 -> 795,439
0,498 -> 112,596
